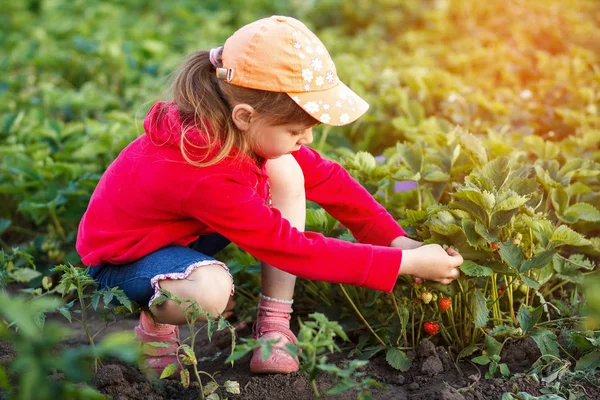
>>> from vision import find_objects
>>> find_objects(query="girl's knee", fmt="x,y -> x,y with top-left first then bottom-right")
156,263 -> 232,317
266,154 -> 305,197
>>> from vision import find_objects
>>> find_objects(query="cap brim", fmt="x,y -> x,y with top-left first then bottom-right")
287,81 -> 369,126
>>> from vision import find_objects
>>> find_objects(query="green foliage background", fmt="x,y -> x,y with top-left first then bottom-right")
1,0 -> 599,361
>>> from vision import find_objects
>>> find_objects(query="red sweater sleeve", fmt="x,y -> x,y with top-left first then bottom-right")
181,173 -> 403,292
292,146 -> 408,246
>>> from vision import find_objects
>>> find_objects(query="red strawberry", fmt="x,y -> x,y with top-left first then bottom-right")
498,284 -> 506,296
421,292 -> 433,304
424,321 -> 440,336
438,298 -> 451,312
490,243 -> 499,251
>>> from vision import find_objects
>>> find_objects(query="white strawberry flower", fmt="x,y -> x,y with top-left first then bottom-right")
319,114 -> 331,124
302,68 -> 313,83
311,58 -> 323,71
315,76 -> 325,87
304,101 -> 320,113
340,113 -> 350,124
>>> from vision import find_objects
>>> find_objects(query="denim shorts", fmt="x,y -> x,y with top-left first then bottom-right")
89,234 -> 234,307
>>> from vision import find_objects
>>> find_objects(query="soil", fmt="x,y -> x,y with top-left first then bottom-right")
1,309 -> 596,400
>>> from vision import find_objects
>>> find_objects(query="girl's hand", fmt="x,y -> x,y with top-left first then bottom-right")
398,244 -> 463,285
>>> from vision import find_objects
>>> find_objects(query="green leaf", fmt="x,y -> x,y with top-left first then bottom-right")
457,129 -> 488,166
498,241 -> 523,270
550,225 -> 591,247
473,289 -> 489,328
499,363 -> 510,377
459,260 -> 493,277
160,363 -> 178,379
397,142 -> 423,173
224,380 -> 241,394
563,203 -> 600,222
204,381 -> 219,395
457,344 -> 478,360
10,268 -> 42,283
494,195 -> 529,212
530,329 -> 559,357
206,318 -> 215,341
454,189 -> 495,211
0,219 -> 11,235
461,219 -> 480,246
550,188 -> 568,213
450,199 -> 488,225
485,334 -> 503,356
517,307 -> 533,334
180,369 -> 190,389
575,350 -> 600,371
519,274 -> 541,290
422,168 -> 449,182
475,221 -> 498,242
520,250 -> 557,273
386,347 -> 412,372
471,355 -> 490,365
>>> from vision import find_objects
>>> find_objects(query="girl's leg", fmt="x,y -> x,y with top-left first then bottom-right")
150,264 -> 233,324
251,154 -> 306,374
261,154 -> 306,300
137,263 -> 233,374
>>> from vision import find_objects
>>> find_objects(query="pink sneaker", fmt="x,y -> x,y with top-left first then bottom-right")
134,311 -> 182,376
250,296 -> 299,374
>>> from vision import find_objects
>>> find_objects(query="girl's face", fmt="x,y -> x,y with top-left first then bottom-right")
247,119 -> 315,159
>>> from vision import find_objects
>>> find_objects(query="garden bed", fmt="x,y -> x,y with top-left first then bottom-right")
2,308 -> 597,400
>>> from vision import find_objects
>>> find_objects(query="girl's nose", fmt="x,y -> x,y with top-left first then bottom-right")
299,128 -> 313,145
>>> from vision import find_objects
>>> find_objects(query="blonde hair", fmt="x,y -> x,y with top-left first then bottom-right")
168,49 -> 318,167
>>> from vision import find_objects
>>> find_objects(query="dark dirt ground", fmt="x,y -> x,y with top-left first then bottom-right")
2,308 -> 598,400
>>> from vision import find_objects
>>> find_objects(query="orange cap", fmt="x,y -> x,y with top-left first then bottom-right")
218,15 -> 369,126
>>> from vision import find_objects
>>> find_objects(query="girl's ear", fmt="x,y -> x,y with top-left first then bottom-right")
231,104 -> 255,132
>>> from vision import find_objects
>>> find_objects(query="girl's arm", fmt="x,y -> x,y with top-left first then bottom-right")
183,173 -> 403,293
292,146 -> 408,246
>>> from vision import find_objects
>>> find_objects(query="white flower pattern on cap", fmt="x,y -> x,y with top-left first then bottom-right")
311,58 -> 323,71
326,70 -> 335,84
302,69 -> 313,83
283,17 -> 368,126
304,101 -> 320,113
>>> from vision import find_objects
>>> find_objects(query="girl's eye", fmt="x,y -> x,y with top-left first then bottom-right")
291,130 -> 304,136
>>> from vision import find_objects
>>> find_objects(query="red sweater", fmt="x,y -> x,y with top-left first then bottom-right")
76,102 -> 407,292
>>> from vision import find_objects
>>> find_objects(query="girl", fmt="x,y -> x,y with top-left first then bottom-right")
76,15 -> 463,375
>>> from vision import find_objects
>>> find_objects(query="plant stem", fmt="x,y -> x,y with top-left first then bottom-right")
311,379 -> 321,398
339,285 -> 386,347
49,207 -> 66,241
194,366 -> 205,400
390,293 -> 406,346
416,304 -> 425,345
